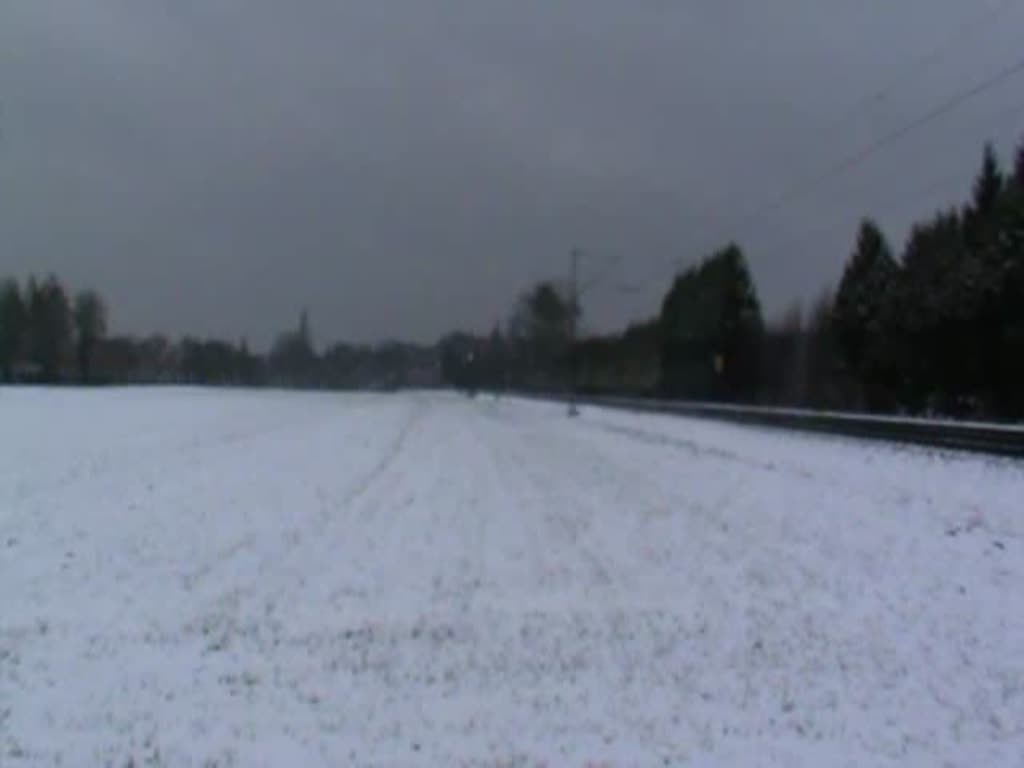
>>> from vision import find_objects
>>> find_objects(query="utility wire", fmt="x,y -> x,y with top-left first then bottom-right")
577,54 -> 1024,296
568,10 -> 1024,303
577,251 -> 623,297
737,94 -> 1024,312
740,54 -> 1024,229
641,2 -> 1021,276
624,51 -> 1024,289
758,91 -> 1024,252
819,0 -> 1018,135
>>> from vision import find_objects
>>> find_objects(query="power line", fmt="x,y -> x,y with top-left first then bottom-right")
729,103 -> 1024,318
757,93 -> 1024,253
577,251 -> 623,297
569,15 -> 1024,308
819,0 -> 1018,135
636,3 -> 1020,278
626,50 -> 1024,289
744,54 -> 1024,227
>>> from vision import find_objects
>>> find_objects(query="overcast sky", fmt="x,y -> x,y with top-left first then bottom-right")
2,1 -> 1023,348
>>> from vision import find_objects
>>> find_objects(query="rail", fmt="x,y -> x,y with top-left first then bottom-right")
563,394 -> 1024,458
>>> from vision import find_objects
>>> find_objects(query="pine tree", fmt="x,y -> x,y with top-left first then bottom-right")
1013,140 -> 1024,189
833,219 -> 898,409
511,282 -> 577,388
964,143 -> 1005,251
992,140 -> 1024,416
269,310 -> 318,387
803,287 -> 840,408
27,275 -> 72,382
966,145 -> 1014,415
973,143 -> 1004,216
298,309 -> 312,351
659,243 -> 763,401
73,290 -> 108,383
486,324 -> 507,392
891,211 -> 966,413
0,278 -> 25,381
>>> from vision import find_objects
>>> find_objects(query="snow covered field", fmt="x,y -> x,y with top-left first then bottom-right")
2,387 -> 1023,766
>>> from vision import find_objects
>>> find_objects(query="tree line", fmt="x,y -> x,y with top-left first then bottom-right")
0,276 -> 107,383
439,281 -> 580,395
0,279 -> 440,389
447,138 -> 1024,421
4,136 -> 1022,420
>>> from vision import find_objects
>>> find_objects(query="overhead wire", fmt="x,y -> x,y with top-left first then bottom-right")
613,49 -> 1024,294
817,0 -> 1017,136
562,5 -> 1024,307
739,93 -> 1024,318
736,54 -> 1024,229
627,1 -> 1022,278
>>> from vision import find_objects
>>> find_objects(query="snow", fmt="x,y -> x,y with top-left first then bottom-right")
2,387 -> 1023,766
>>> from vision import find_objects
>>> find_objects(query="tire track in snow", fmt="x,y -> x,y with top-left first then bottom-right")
475,409 -> 601,603
471,402 -> 661,709
179,399 -> 426,646
334,399 -> 491,628
8,392 -> 1023,765
473,400 -> 772,714
213,399 -> 498,739
509,405 -> 1024,752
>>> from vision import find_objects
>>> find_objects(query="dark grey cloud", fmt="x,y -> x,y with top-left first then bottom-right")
2,0 -> 1023,347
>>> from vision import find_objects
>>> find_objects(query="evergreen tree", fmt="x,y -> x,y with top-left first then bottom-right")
660,243 -> 763,401
1012,140 -> 1024,189
27,275 -> 72,382
73,290 -> 108,383
485,324 -> 507,392
891,210 -> 966,413
760,301 -> 805,405
992,139 -> 1024,416
0,278 -> 25,381
833,220 -> 898,409
298,309 -> 313,350
510,282 -> 578,389
803,287 -> 841,408
269,310 -> 319,387
966,145 -> 1012,415
970,143 -> 1004,223
439,332 -> 484,393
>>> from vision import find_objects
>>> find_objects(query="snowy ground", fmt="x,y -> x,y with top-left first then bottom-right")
2,387 -> 1023,767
